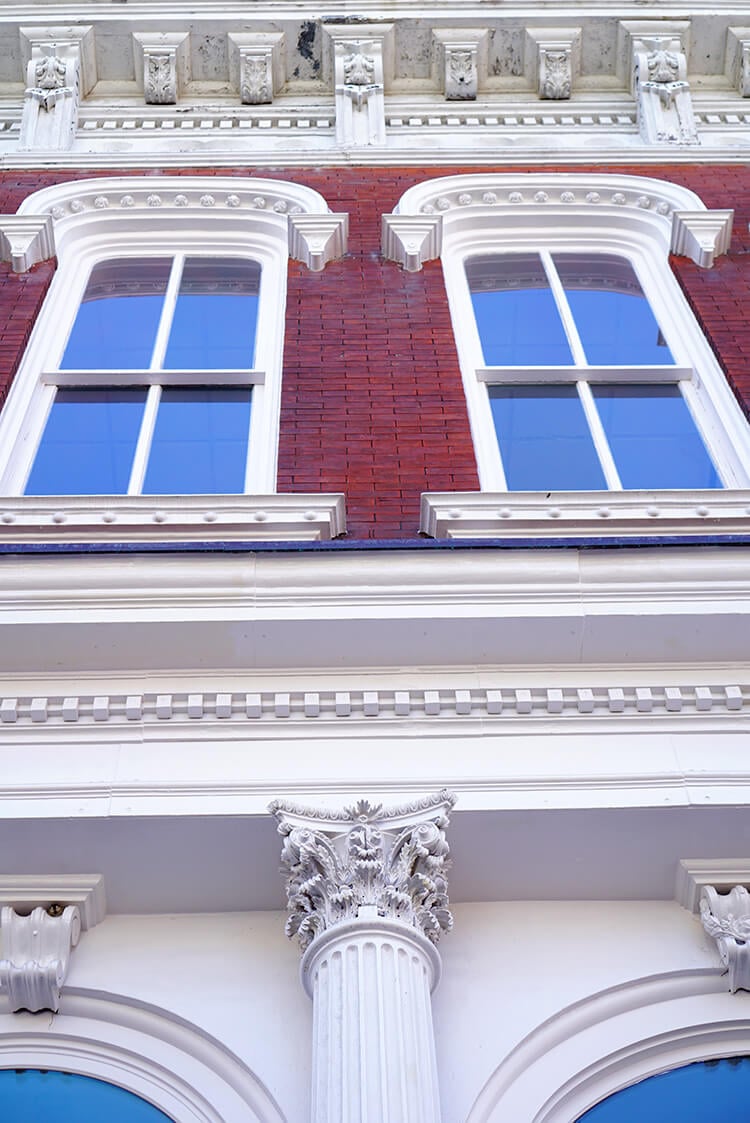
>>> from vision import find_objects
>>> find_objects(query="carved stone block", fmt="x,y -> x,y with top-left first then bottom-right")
17,28 -> 95,152
326,25 -> 393,148
133,33 -> 190,106
526,29 -> 581,101
622,24 -> 698,145
726,28 -> 750,96
228,33 -> 285,106
0,905 -> 81,1012
432,29 -> 488,102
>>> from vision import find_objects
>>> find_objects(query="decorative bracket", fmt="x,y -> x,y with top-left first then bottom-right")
17,27 -> 95,151
0,905 -> 80,1012
0,215 -> 55,273
623,23 -> 698,145
671,210 -> 734,267
726,28 -> 750,96
700,885 -> 750,992
133,32 -> 190,105
381,214 -> 442,271
431,30 -> 488,101
269,789 -> 456,953
326,25 -> 393,147
288,213 -> 348,271
228,33 -> 286,105
526,28 -> 581,100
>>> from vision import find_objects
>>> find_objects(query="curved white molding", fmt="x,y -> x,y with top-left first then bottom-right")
0,990 -> 287,1123
384,173 -> 733,269
465,969 -> 750,1123
13,175 -> 347,271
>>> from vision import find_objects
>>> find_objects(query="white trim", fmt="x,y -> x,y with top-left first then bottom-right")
466,971 -> 750,1123
386,173 -> 749,495
0,874 -> 105,930
675,859 -> 750,913
0,176 -> 347,512
0,991 -> 287,1123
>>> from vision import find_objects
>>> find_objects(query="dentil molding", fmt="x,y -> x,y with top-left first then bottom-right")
270,789 -> 456,953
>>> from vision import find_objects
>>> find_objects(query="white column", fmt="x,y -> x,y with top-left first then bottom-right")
270,791 -> 456,1123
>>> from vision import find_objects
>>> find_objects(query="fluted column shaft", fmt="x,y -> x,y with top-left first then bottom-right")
302,914 -> 441,1123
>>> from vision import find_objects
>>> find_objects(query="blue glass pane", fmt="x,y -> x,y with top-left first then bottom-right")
489,385 -> 607,490
467,255 -> 573,366
61,259 -> 171,370
554,254 -> 674,366
593,384 -> 722,488
578,1057 -> 750,1121
0,1069 -> 172,1121
24,388 -> 146,495
142,388 -> 252,494
163,258 -> 260,370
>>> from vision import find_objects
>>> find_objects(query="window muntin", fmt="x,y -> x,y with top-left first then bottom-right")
467,250 -> 722,492
23,254 -> 260,496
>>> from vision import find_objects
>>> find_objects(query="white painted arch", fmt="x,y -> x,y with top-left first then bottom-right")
0,988 -> 287,1123
467,967 -> 750,1123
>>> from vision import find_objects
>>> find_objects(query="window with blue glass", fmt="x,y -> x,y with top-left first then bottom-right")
24,255 -> 260,496
467,252 -> 722,492
0,1069 -> 172,1121
577,1055 -> 750,1121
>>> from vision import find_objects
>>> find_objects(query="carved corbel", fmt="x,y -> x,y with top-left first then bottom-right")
133,32 -> 190,105
671,210 -> 734,268
622,24 -> 698,145
288,213 -> 349,271
432,30 -> 488,102
18,27 -> 95,151
326,25 -> 393,147
726,29 -> 750,97
0,905 -> 80,1012
381,214 -> 442,272
228,33 -> 286,105
700,885 -> 750,992
0,215 -> 55,273
526,28 -> 581,101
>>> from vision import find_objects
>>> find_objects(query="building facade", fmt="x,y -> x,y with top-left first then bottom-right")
0,2 -> 749,1120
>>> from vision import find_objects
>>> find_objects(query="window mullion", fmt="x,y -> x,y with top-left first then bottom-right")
127,385 -> 161,495
150,255 -> 184,371
541,251 -> 587,367
578,381 -> 622,490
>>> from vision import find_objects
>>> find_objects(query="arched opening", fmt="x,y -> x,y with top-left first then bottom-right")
0,1068 -> 173,1120
577,1055 -> 750,1119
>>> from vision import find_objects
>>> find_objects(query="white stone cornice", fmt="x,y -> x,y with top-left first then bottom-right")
288,212 -> 348,271
381,213 -> 442,271
0,904 -> 81,1012
700,885 -> 750,992
270,789 -> 455,954
0,494 -> 346,543
0,214 -> 54,272
387,173 -> 733,269
420,489 -> 750,540
671,209 -> 734,268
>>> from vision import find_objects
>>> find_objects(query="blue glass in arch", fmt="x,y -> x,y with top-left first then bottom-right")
577,1056 -> 750,1121
0,1069 -> 172,1121
60,259 -> 171,370
163,257 -> 260,370
466,254 -> 573,366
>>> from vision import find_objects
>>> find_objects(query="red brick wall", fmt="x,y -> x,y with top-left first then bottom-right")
0,165 -> 749,538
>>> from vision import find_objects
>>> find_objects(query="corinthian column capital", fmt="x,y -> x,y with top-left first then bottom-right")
270,789 -> 456,954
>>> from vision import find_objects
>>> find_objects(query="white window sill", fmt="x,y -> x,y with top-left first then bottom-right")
420,490 -> 750,539
0,494 -> 346,544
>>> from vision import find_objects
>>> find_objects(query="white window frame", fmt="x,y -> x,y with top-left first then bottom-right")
0,176 -> 348,541
383,174 -> 750,538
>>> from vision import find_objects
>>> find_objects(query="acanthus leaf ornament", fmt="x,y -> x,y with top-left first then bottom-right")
271,790 -> 456,952
700,884 -> 750,992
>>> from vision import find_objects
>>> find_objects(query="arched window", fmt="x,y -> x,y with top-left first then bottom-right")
0,1069 -> 172,1119
577,1055 -> 750,1120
